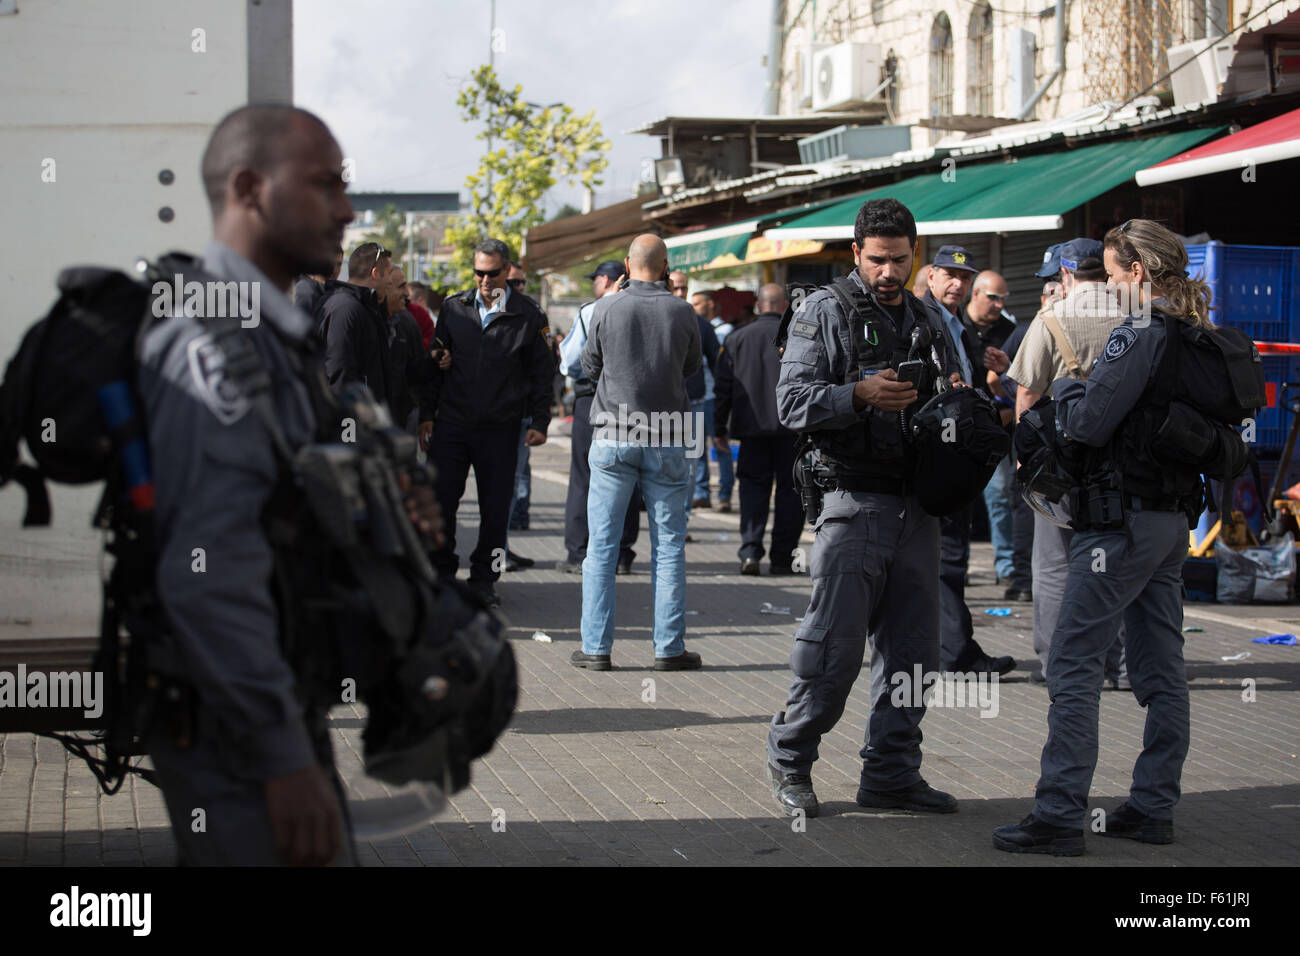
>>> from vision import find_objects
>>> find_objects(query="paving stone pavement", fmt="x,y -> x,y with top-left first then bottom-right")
2,432 -> 1298,866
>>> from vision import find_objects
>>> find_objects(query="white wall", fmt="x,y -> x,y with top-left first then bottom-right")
0,0 -> 253,360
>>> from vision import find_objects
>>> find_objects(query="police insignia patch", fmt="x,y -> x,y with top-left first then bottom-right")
1103,326 -> 1138,362
186,334 -> 251,425
791,318 -> 818,339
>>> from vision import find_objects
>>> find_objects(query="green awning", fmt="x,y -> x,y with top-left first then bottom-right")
665,219 -> 759,272
762,128 -> 1225,240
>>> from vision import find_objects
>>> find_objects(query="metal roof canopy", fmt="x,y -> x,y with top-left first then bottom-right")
627,113 -> 889,138
1136,106 -> 1300,185
522,195 -> 659,272
762,128 -> 1224,240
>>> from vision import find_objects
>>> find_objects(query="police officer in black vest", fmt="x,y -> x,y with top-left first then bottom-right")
766,198 -> 964,818
995,219 -> 1222,855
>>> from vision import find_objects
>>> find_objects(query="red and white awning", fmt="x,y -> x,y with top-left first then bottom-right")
1135,107 -> 1300,186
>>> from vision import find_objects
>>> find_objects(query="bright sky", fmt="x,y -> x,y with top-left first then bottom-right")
293,0 -> 771,212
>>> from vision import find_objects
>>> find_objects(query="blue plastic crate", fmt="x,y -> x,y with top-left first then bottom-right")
1252,361 -> 1300,455
1185,241 -> 1300,343
1184,242 -> 1300,455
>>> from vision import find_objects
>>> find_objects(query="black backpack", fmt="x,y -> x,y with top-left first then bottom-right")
0,264 -> 162,521
1,256 -> 518,795
0,257 -> 180,790
1144,317 -> 1264,483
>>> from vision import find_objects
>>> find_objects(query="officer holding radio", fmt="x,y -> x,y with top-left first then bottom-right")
766,198 -> 963,818
995,219 -> 1245,855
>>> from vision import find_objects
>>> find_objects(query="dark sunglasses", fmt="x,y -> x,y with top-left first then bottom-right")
474,267 -> 503,278
507,278 -> 526,289
369,245 -> 388,272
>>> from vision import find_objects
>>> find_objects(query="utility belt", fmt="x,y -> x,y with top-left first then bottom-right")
1071,479 -> 1191,532
572,378 -> 596,399
830,474 -> 909,496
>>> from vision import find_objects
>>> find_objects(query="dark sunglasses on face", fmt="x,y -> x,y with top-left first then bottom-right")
474,267 -> 503,278
507,278 -> 526,289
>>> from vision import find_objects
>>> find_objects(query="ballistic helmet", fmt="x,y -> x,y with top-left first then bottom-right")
910,386 -> 1010,516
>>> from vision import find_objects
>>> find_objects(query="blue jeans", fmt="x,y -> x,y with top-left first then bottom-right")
581,440 -> 690,657
690,399 -> 734,503
982,452 -> 1015,580
510,419 -> 531,527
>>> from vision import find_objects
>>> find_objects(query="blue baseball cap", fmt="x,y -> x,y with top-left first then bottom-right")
931,245 -> 977,273
1035,243 -> 1064,278
584,259 -> 624,281
1058,238 -> 1104,273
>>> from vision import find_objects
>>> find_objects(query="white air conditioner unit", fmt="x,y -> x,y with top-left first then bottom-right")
1166,37 -> 1235,106
812,41 -> 882,112
798,43 -> 833,108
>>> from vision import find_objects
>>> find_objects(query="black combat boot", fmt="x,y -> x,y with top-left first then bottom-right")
857,779 -> 958,813
1095,802 -> 1174,844
993,814 -> 1085,856
768,763 -> 819,818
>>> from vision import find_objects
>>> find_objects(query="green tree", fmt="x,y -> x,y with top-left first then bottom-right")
444,65 -> 610,287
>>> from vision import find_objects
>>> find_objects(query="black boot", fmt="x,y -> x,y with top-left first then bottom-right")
993,814 -> 1085,856
1096,802 -> 1173,844
768,763 -> 819,818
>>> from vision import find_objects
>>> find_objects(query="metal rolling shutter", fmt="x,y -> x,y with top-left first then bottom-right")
998,229 -> 1071,322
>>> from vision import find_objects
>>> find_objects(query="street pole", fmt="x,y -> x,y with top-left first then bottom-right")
486,0 -> 495,206
406,210 -> 415,282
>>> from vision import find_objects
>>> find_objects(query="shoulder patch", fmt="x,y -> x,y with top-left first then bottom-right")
1103,325 -> 1138,362
186,333 -> 251,425
791,317 -> 819,340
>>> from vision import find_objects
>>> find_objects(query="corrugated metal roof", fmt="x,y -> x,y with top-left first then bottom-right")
649,99 -> 1225,210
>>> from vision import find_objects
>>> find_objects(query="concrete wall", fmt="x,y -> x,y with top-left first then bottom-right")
0,0 -> 292,360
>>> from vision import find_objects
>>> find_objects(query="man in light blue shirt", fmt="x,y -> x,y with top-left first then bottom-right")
475,276 -> 511,326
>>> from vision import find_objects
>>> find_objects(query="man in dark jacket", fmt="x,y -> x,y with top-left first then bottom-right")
319,241 -> 399,406
715,283 -> 802,575
383,266 -> 444,434
426,237 -> 553,606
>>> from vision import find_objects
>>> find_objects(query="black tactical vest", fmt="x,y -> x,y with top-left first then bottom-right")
811,277 -> 945,485
1100,313 -> 1211,505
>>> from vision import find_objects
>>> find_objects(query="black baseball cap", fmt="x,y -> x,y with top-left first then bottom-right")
932,245 -> 977,274
584,260 -> 624,281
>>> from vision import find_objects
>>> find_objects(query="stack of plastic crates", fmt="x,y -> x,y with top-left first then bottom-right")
1186,241 -> 1300,457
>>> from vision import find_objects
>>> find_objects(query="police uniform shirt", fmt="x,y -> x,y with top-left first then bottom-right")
138,239 -> 321,780
560,300 -> 594,379
778,270 -> 954,432
1009,282 -> 1126,395
1053,307 -> 1171,448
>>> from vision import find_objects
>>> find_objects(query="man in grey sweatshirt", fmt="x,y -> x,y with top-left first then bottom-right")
574,234 -> 704,671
